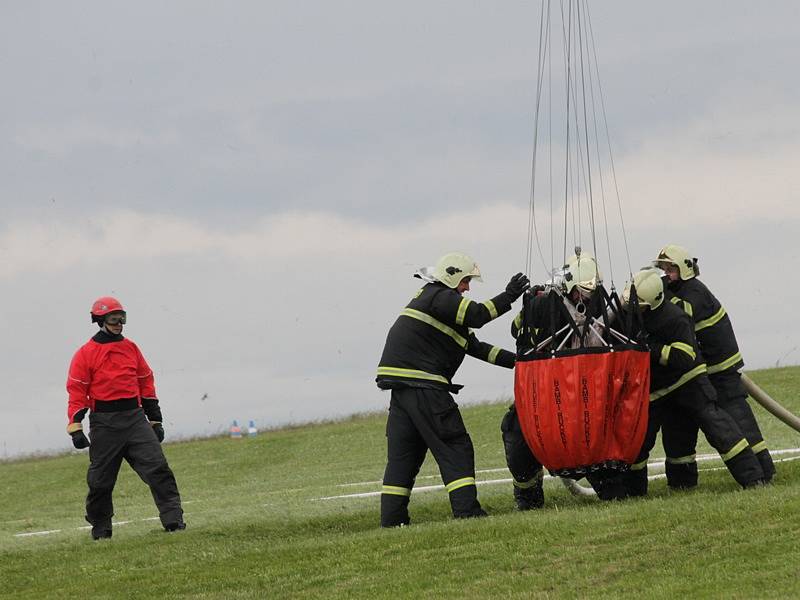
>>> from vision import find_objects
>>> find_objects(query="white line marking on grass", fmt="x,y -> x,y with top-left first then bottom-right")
14,529 -> 63,538
314,447 -> 800,502
15,515 -> 171,538
337,448 -> 800,487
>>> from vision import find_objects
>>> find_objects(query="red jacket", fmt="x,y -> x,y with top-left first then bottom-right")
66,331 -> 156,425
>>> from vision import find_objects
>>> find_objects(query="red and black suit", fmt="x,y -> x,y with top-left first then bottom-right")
67,330 -> 183,531
376,282 -> 516,527
662,277 -> 775,486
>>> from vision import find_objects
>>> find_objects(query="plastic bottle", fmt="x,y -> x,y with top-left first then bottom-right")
247,420 -> 258,437
230,420 -> 242,439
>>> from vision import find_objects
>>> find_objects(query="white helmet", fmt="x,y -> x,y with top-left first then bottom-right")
563,252 -> 601,296
623,268 -> 665,309
433,252 -> 483,289
654,244 -> 699,280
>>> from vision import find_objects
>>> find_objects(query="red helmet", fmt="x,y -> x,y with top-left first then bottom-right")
91,296 -> 125,323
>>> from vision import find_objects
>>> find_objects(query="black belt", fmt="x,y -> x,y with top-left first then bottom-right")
93,397 -> 139,412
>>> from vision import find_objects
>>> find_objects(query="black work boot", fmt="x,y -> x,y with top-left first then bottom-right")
513,483 -> 544,510
586,471 -> 628,501
91,523 -> 112,540
665,461 -> 698,490
622,468 -> 648,497
756,450 -> 776,483
164,521 -> 186,532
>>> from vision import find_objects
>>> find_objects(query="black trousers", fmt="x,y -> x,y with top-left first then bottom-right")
661,371 -> 775,487
381,387 -> 483,527
623,377 -> 764,496
500,405 -> 544,485
86,408 -> 183,529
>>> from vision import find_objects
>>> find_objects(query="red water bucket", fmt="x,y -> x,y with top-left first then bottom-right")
514,348 -> 650,478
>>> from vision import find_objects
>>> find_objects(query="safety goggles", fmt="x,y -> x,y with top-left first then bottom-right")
104,312 -> 127,325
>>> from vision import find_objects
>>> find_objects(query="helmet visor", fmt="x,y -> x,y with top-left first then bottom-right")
104,312 -> 127,325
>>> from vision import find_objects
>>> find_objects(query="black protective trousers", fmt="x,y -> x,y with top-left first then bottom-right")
500,405 -> 544,485
662,371 -> 775,487
623,378 -> 764,496
381,387 -> 483,527
86,408 -> 183,529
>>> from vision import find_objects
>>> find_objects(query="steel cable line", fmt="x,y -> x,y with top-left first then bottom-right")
526,0 -> 632,286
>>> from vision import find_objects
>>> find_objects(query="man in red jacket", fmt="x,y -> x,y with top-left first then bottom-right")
67,296 -> 185,540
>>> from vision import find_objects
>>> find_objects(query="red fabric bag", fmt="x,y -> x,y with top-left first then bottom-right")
514,348 -> 650,477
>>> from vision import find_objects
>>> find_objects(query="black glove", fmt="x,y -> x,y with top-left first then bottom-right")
70,430 -> 90,449
152,423 -> 165,443
506,273 -> 531,300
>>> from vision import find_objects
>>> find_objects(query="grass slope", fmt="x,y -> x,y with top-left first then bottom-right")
1,367 -> 799,599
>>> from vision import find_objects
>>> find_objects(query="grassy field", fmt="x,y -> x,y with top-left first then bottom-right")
2,367 -> 799,599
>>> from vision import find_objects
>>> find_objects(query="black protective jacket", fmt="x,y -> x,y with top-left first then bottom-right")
664,276 -> 743,376
511,289 -> 606,353
376,282 -> 516,393
644,300 -> 707,400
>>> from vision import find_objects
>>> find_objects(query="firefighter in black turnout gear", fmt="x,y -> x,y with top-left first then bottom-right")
620,269 -> 765,496
503,252 -> 624,505
376,252 -> 528,527
654,245 -> 775,487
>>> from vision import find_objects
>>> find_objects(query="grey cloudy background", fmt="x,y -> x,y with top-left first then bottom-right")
1,1 -> 798,458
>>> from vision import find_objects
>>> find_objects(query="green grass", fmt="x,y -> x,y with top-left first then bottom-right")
2,367 -> 800,599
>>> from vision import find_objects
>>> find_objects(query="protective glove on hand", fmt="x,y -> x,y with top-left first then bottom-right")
70,430 -> 90,449
506,273 -> 531,300
152,423 -> 165,443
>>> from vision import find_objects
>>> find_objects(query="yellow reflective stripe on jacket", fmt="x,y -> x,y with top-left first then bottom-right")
707,351 -> 742,374
488,346 -> 501,365
659,345 -> 671,366
650,364 -> 708,401
376,366 -> 450,385
721,438 -> 749,462
666,454 -> 696,465
483,300 -> 498,319
401,308 -> 468,348
445,477 -> 476,493
455,298 -> 472,326
630,459 -> 648,471
513,312 -> 522,329
695,306 -> 726,332
670,296 -> 693,317
672,342 -> 696,360
751,440 -> 768,454
381,485 -> 411,497
660,342 -> 695,366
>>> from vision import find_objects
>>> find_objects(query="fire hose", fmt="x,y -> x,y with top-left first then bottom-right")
741,373 -> 800,433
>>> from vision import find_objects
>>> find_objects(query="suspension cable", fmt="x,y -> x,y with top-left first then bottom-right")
525,0 -> 630,283
526,0 -> 553,277
585,1 -> 633,279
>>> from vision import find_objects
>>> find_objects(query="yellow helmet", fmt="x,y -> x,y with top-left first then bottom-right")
563,252 -> 601,296
654,244 -> 699,280
433,252 -> 483,289
623,268 -> 665,309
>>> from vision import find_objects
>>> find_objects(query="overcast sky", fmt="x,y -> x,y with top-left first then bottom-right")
2,1 -> 799,458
